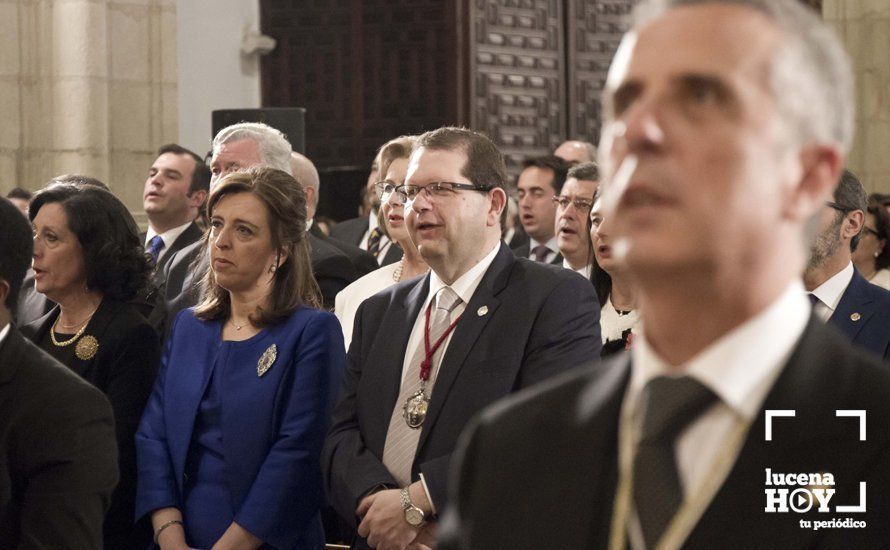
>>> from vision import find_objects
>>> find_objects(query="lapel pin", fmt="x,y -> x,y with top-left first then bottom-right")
75,335 -> 99,361
477,306 -> 489,317
850,312 -> 861,322
257,344 -> 278,377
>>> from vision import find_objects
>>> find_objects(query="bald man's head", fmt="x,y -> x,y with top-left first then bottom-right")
554,140 -> 597,164
290,151 -> 321,219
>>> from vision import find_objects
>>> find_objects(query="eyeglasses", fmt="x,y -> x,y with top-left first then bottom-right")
552,196 -> 594,211
374,181 -> 400,200
863,226 -> 880,238
395,182 -> 491,205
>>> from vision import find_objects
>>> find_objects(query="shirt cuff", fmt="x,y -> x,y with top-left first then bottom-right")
418,473 -> 437,516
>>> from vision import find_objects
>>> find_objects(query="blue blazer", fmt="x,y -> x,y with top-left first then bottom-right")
828,269 -> 890,361
135,307 -> 345,549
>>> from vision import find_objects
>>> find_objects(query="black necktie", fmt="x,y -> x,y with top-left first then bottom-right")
633,376 -> 717,549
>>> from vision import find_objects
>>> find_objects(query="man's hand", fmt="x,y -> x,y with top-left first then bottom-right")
406,522 -> 437,549
357,489 -> 419,550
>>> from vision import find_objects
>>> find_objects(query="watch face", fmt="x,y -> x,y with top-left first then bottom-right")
405,507 -> 424,526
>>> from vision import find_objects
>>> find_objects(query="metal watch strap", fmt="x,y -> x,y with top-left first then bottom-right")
400,487 -> 413,510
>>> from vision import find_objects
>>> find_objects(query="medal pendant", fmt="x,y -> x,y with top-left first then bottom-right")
402,389 -> 429,429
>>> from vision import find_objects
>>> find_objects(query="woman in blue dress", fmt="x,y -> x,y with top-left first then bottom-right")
136,166 -> 345,549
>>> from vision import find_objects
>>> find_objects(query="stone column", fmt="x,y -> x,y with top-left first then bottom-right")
824,0 -> 890,194
1,0 -> 177,223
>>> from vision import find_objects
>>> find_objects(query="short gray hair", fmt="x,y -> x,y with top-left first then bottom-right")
212,122 -> 293,175
632,0 -> 854,153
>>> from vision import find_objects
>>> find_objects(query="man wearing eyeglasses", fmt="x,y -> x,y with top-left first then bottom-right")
555,162 -> 599,277
804,169 -> 890,361
324,127 -> 601,550
513,155 -> 572,265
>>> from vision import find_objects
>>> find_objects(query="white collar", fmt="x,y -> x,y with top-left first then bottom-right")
529,236 -> 559,255
368,211 -> 380,231
810,261 -> 854,313
0,323 -> 9,348
427,243 -> 501,308
146,220 -> 194,248
629,281 -> 810,421
562,258 -> 591,279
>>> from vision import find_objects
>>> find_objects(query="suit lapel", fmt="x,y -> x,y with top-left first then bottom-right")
688,319 -> 852,549
828,270 -> 874,342
417,245 -> 512,451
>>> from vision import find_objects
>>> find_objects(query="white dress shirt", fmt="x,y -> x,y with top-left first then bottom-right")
622,282 -> 810,549
809,261 -> 854,321
334,262 -> 402,349
398,242 -> 500,510
562,258 -> 591,279
146,220 -> 194,262
528,236 -> 559,264
0,323 -> 9,348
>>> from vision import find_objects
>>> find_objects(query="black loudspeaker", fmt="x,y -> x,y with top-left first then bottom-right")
211,108 -> 306,153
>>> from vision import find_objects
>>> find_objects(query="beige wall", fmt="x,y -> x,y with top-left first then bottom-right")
0,0 -> 177,226
824,0 -> 890,195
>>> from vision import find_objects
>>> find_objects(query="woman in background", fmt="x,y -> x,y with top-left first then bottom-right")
335,135 -> 429,349
589,197 -> 640,356
136,167 -> 345,549
25,183 -> 160,549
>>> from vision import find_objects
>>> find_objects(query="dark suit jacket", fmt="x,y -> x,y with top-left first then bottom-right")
440,319 -> 890,549
143,222 -> 204,288
511,240 -> 564,266
330,216 -> 369,246
828,270 -> 890,361
14,272 -> 52,327
311,222 -> 378,277
23,301 -> 161,549
0,325 -> 118,550
329,215 -> 404,267
323,243 -> 602,541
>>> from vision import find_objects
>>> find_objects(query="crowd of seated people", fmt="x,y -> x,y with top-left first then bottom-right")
1,1 -> 890,549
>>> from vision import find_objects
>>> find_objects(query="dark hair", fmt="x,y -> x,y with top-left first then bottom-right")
29,184 -> 151,301
567,162 -> 599,182
867,202 -> 890,271
873,193 -> 890,208
0,197 -> 33,312
833,169 -> 868,252
416,127 -> 508,227
6,187 -> 32,201
521,155 -> 571,194
590,257 -> 612,309
417,127 -> 507,191
194,167 -> 321,325
49,174 -> 108,190
157,143 -> 212,195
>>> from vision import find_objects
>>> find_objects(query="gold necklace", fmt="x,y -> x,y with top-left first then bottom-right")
50,305 -> 100,347
231,317 -> 250,331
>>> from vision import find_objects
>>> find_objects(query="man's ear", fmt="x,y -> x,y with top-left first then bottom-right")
784,144 -> 843,222
488,188 -> 507,228
843,209 -> 865,241
189,189 -> 208,210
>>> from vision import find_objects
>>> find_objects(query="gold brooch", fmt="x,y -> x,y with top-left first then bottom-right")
257,344 -> 277,377
75,335 -> 99,360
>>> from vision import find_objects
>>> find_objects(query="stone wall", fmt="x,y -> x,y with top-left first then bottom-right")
0,0 -> 177,225
824,0 -> 890,194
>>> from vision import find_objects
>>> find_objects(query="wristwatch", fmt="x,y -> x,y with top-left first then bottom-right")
400,487 -> 425,527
